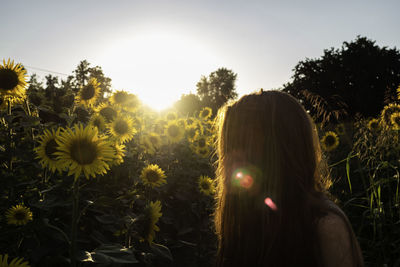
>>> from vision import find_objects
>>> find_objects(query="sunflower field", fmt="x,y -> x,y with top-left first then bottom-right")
0,58 -> 400,266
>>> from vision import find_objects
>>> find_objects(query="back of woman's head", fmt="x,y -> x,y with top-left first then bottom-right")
214,90 -> 329,267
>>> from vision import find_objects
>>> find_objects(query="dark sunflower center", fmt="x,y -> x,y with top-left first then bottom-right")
114,120 -> 129,134
45,139 -> 58,160
146,170 -> 160,182
168,125 -> 180,137
81,84 -> 96,100
202,110 -> 209,117
70,139 -> 98,165
100,107 -> 117,122
201,182 -> 210,190
325,135 -> 336,146
370,122 -> 378,129
14,210 -> 27,221
93,118 -> 103,128
187,119 -> 194,125
188,129 -> 196,138
393,116 -> 400,125
198,138 -> 206,148
0,69 -> 19,91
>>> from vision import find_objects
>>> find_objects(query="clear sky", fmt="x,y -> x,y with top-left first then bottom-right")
1,0 -> 399,110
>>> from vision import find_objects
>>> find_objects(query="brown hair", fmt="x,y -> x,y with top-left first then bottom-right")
214,90 -> 362,266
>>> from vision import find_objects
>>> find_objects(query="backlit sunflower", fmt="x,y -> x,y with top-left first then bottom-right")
186,125 -> 199,142
6,204 -> 33,226
123,93 -> 141,111
390,112 -> 400,130
186,117 -> 196,126
142,201 -> 162,243
140,164 -> 167,188
320,131 -> 339,152
165,111 -> 178,121
110,90 -> 129,106
381,103 -> 400,129
0,254 -> 30,267
35,128 -> 63,173
0,59 -> 28,98
367,118 -> 380,132
76,78 -> 100,107
107,116 -> 136,143
199,107 -> 212,120
198,175 -> 215,196
89,114 -> 107,132
96,103 -> 119,122
164,120 -> 184,143
55,124 -> 115,180
194,134 -> 210,150
197,147 -> 211,158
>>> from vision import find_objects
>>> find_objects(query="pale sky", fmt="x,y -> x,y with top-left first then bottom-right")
1,0 -> 399,110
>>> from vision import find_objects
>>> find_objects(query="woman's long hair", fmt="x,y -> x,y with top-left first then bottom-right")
214,90 -> 360,266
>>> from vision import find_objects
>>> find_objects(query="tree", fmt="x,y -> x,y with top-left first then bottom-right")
282,36 -> 400,123
174,93 -> 202,116
196,68 -> 238,113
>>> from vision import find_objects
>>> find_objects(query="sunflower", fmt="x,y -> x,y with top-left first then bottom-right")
5,204 -> 33,226
96,103 -> 119,122
110,90 -> 129,106
198,175 -> 215,196
185,125 -> 199,142
367,118 -> 380,132
194,134 -> 210,150
320,131 -> 339,152
76,78 -> 100,107
199,107 -> 212,120
177,118 -> 187,129
153,119 -> 167,134
165,111 -> 178,121
196,147 -> 211,158
186,117 -> 196,126
380,103 -> 400,129
108,143 -> 126,167
107,116 -> 137,143
0,254 -> 30,267
140,164 -> 167,188
390,112 -> 400,130
123,93 -> 141,111
89,114 -> 107,132
0,59 -> 27,98
55,124 -> 115,180
142,201 -> 162,243
35,128 -> 63,173
164,120 -> 184,143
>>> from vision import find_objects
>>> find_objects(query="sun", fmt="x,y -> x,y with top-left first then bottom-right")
99,28 -> 222,111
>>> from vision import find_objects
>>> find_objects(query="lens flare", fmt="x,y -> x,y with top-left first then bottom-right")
232,168 -> 254,189
264,197 -> 278,211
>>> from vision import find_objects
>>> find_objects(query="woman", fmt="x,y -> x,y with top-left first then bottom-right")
214,90 -> 363,267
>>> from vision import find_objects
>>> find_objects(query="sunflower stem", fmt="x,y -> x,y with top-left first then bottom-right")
7,99 -> 13,171
70,177 -> 80,267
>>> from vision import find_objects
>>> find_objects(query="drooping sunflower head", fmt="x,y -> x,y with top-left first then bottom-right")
381,103 -> 400,129
367,118 -> 380,132
110,90 -> 129,106
35,128 -> 63,173
6,204 -> 33,226
89,114 -> 107,132
164,120 -> 184,143
165,111 -> 178,121
76,77 -> 101,107
141,201 -> 162,243
198,175 -> 215,196
320,131 -> 339,152
199,107 -> 212,120
0,59 -> 28,98
390,112 -> 400,130
55,124 -> 115,180
140,164 -> 167,188
0,254 -> 30,267
186,125 -> 199,142
96,103 -> 119,122
107,116 -> 137,143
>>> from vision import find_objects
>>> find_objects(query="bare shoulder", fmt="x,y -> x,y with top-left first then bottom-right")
318,212 -> 355,267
